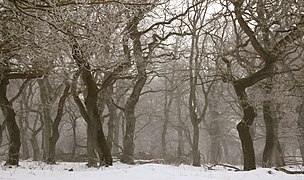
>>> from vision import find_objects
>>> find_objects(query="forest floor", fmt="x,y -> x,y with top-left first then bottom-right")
0,160 -> 303,180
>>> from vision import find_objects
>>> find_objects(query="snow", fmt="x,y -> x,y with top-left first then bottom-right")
0,161 -> 303,180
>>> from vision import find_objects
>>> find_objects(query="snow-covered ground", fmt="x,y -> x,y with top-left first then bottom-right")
0,161 -> 303,180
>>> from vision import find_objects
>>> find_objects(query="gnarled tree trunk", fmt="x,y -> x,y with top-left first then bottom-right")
0,79 -> 21,166
234,84 -> 256,171
71,40 -> 112,166
121,73 -> 147,164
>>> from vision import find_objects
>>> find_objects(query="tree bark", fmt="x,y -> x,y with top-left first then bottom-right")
234,84 -> 256,171
105,86 -> 116,153
296,101 -> 304,166
121,74 -> 147,164
71,40 -> 112,166
121,13 -> 147,164
192,122 -> 201,166
0,79 -> 21,166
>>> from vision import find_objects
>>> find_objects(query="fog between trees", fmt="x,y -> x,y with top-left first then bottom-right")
0,0 -> 303,171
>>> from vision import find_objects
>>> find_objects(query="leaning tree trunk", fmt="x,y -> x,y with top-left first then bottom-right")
71,40 -> 112,166
121,73 -> 147,164
47,84 -> 70,164
262,99 -> 285,167
72,90 -> 98,167
0,79 -> 21,166
296,101 -> 304,166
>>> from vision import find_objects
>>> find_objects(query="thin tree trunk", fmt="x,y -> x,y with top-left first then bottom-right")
176,88 -> 184,159
37,79 -> 52,161
161,91 -> 173,159
71,119 -> 77,158
30,116 -> 43,161
113,111 -> 121,155
47,84 -> 70,164
0,79 -> 21,166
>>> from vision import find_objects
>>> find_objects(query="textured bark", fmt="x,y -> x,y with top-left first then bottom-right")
234,84 -> 256,171
0,79 -> 21,166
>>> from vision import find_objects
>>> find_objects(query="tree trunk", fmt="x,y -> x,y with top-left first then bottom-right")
0,79 -> 21,166
47,84 -> 70,164
192,122 -> 201,166
71,119 -> 77,158
234,84 -> 256,171
37,79 -> 52,162
161,115 -> 169,159
30,113 -> 43,161
296,101 -> 304,166
176,88 -> 184,159
262,100 -> 285,167
113,111 -> 121,155
105,87 -> 116,153
19,93 -> 30,160
0,122 -> 5,147
71,40 -> 112,166
121,74 -> 147,164
161,91 -> 172,159
209,88 -> 222,164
